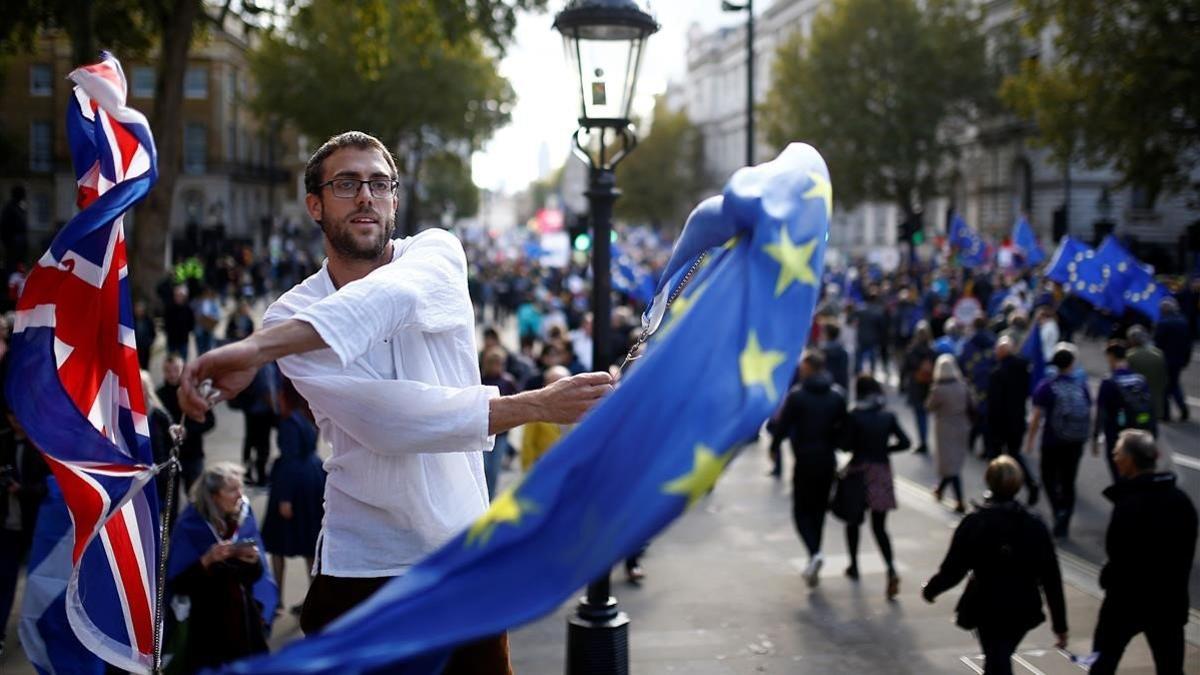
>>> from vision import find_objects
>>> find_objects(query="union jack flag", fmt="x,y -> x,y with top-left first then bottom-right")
5,53 -> 161,673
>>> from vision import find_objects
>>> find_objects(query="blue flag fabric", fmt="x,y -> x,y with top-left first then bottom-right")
1012,216 -> 1045,267
19,478 -> 107,675
949,214 -> 990,268
221,143 -> 832,674
1119,261 -> 1168,322
1044,236 -> 1092,285
1020,321 -> 1045,394
1058,236 -> 1148,315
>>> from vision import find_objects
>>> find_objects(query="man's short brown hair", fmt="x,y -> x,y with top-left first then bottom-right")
304,131 -> 398,195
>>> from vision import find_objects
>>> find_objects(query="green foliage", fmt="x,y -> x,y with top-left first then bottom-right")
419,151 -> 480,223
615,98 -> 708,231
0,0 -> 157,65
760,0 -> 994,214
1001,0 -> 1200,199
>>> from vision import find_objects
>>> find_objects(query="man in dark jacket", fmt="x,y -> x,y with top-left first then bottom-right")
0,411 -> 50,656
1090,430 -> 1197,675
959,316 -> 996,454
923,456 -> 1067,675
853,292 -> 888,377
158,354 -> 215,491
985,337 -> 1030,457
163,284 -> 196,359
821,322 -> 850,393
771,350 -> 847,588
1092,340 -> 1155,483
1154,298 -> 1192,422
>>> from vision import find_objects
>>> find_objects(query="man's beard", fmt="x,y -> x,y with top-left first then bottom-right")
323,206 -> 396,261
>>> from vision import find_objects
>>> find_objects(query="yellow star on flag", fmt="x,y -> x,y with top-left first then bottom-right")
803,171 -> 832,219
662,444 -> 733,509
739,331 -> 787,401
466,485 -> 534,547
763,227 -> 817,297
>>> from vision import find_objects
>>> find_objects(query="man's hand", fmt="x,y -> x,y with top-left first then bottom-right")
278,501 -> 294,520
179,339 -> 263,421
533,371 -> 614,424
1055,632 -> 1068,650
201,542 -> 236,568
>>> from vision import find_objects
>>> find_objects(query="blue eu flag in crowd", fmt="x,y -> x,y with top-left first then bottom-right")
1044,236 -> 1092,285
222,143 -> 833,674
1119,260 -> 1168,322
1012,215 -> 1045,267
1094,236 -> 1165,320
949,214 -> 990,268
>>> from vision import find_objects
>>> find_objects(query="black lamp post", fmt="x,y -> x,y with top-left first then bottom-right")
721,0 -> 754,166
553,2 -> 658,673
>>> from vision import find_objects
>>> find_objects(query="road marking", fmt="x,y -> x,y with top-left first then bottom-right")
1175,453 -> 1200,472
959,656 -> 984,674
1011,654 -> 1047,675
1188,395 -> 1200,410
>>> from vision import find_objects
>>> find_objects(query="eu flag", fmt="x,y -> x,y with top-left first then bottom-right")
1094,236 -> 1163,320
1119,261 -> 1168,322
222,143 -> 832,674
1012,216 -> 1045,267
1044,236 -> 1092,285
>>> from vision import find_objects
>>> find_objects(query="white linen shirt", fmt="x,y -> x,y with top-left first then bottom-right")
263,229 -> 497,577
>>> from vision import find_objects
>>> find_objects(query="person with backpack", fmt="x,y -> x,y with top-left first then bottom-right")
1093,340 -> 1156,483
1024,344 -> 1091,538
922,456 -> 1068,675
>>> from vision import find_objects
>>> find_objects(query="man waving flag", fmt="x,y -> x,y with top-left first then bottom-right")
5,53 -> 161,673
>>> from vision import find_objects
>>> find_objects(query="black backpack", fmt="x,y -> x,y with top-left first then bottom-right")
1113,372 -> 1154,431
1048,377 -> 1091,443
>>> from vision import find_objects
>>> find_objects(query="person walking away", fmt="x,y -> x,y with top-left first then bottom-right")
133,299 -> 157,369
1154,298 -> 1192,422
840,374 -> 911,600
922,457 -> 1068,675
163,284 -> 195,359
926,355 -> 970,513
165,463 -> 277,672
902,322 -> 936,453
1125,325 -> 1167,423
771,350 -> 847,587
959,317 -> 997,455
1093,340 -> 1156,483
480,346 -> 518,496
853,291 -> 887,377
157,354 -> 215,491
933,318 -> 964,357
1025,345 -> 1089,537
0,411 -> 49,658
261,379 -> 325,616
822,322 -> 850,393
1088,430 -> 1197,675
985,337 -> 1038,504
225,298 -> 256,344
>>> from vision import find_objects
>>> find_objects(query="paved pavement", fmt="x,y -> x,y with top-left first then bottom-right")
3,319 -> 1199,673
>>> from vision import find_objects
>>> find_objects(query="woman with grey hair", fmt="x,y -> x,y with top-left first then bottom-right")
165,462 -> 278,671
926,354 -> 970,512
923,457 -> 1068,675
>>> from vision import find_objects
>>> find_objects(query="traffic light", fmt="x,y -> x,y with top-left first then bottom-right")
898,218 -> 913,244
567,218 -> 590,252
898,214 -> 925,245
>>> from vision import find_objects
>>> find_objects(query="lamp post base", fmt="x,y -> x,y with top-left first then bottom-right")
566,596 -> 629,675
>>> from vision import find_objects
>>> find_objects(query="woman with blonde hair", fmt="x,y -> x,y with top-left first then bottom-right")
926,354 -> 970,512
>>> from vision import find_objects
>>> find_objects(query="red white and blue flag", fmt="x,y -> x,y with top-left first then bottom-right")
6,53 -> 161,674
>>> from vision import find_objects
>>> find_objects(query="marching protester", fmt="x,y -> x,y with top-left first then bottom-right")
480,346 -> 519,495
1026,345 -> 1090,537
837,373 -> 911,601
770,349 -> 848,587
1088,430 -> 1196,674
922,457 -> 1068,675
1154,298 -> 1192,422
177,132 -> 612,672
925,354 -> 970,512
1092,340 -> 1156,482
901,322 -> 936,454
1125,325 -> 1167,422
165,462 -> 277,672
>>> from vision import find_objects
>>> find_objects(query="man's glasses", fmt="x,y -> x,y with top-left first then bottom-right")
319,178 -> 398,199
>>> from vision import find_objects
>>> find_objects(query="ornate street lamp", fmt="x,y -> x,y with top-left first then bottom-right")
721,0 -> 754,166
553,2 -> 658,673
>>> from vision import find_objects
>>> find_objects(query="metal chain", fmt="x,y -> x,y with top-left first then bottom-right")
152,425 -> 184,674
617,251 -> 709,371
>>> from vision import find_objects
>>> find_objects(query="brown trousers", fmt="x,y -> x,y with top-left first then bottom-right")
300,574 -> 513,675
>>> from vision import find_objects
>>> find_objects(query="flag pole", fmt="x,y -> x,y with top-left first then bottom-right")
152,426 -> 184,674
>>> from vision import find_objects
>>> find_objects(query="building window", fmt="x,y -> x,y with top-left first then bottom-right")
30,64 -> 53,96
30,121 -> 53,172
132,66 -> 155,98
184,123 -> 207,173
185,66 -> 208,99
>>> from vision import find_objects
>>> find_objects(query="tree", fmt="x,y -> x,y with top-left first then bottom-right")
760,0 -> 994,220
1001,0 -> 1200,203
615,99 -> 708,232
418,151 -> 480,226
251,0 -> 542,235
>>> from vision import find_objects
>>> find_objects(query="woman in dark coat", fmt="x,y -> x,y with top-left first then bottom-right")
261,378 -> 325,612
840,373 -> 911,600
922,456 -> 1068,675
166,463 -> 277,673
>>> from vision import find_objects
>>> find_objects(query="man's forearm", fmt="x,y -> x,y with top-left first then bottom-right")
251,318 -> 329,365
488,390 -> 547,436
